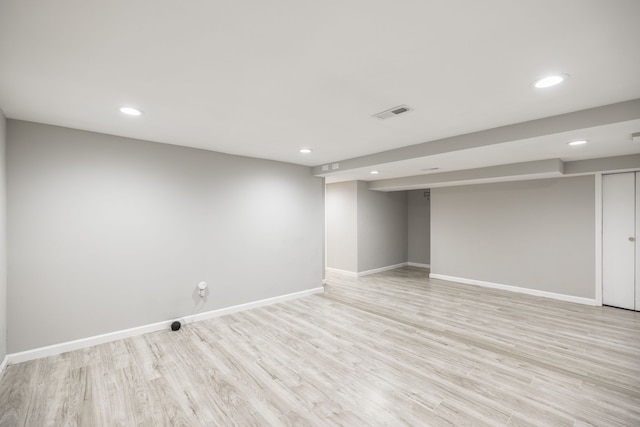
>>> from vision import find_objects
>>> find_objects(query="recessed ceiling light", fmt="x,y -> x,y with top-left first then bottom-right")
119,106 -> 143,116
299,148 -> 313,154
568,140 -> 588,146
370,170 -> 380,175
533,74 -> 569,89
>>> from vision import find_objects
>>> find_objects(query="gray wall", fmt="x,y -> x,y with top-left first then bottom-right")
357,181 -> 407,272
407,190 -> 430,266
431,176 -> 595,298
325,181 -> 358,272
0,111 -> 6,362
7,120 -> 324,353
326,181 -> 408,273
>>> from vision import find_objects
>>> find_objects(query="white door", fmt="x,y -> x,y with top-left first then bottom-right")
602,173 -> 636,310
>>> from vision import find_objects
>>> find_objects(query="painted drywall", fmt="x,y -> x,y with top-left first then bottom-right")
369,155 -> 640,192
0,110 -> 6,362
431,176 -> 595,298
325,181 -> 358,272
407,190 -> 430,266
357,181 -> 407,272
313,100 -> 640,176
7,120 -> 324,353
564,154 -> 640,175
326,181 -> 408,274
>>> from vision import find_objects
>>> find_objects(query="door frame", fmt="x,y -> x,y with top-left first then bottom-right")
595,172 -> 602,306
597,170 -> 640,308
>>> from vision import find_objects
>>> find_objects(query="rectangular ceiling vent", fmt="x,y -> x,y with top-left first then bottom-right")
373,104 -> 412,120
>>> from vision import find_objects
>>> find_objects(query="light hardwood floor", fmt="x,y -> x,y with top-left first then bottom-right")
1,267 -> 639,426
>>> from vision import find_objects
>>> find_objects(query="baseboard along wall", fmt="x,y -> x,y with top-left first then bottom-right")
0,355 -> 8,380
407,262 -> 431,269
357,263 -> 409,276
326,262 -> 411,277
429,273 -> 597,306
325,267 -> 359,277
6,286 -> 324,366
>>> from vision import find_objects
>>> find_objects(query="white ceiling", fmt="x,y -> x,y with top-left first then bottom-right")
1,0 -> 640,180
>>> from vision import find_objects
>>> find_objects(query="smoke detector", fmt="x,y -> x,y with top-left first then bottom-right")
373,105 -> 413,120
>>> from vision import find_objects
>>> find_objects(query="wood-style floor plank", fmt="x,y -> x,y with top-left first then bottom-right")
1,267 -> 639,426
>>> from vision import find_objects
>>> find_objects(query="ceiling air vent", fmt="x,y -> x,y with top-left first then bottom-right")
373,104 -> 412,120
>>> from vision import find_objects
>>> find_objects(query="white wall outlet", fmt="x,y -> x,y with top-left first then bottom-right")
197,281 -> 207,297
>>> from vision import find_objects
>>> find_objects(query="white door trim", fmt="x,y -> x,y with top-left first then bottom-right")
602,172 -> 636,310
636,173 -> 640,311
595,172 -> 603,306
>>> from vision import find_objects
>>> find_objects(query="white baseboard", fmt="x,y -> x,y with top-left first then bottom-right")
429,273 -> 597,306
6,286 -> 324,366
188,287 -> 323,323
357,262 -> 408,277
327,263 -> 410,277
325,267 -> 358,277
408,262 -> 431,269
0,355 -> 8,379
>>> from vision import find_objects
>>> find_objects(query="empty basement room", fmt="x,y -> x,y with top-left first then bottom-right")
1,1 -> 640,426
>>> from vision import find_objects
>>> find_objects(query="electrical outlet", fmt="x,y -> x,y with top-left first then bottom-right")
198,281 -> 207,297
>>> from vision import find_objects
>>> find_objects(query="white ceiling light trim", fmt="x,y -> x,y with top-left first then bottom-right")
299,148 -> 313,154
568,140 -> 588,146
119,106 -> 143,116
532,74 -> 569,89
